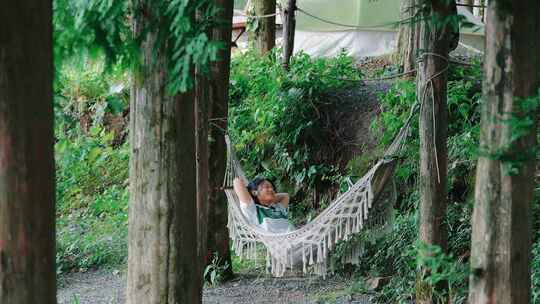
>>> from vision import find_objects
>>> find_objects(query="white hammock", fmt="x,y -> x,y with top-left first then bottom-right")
223,113 -> 413,277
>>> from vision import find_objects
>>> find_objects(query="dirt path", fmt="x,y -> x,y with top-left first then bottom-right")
57,270 -> 373,304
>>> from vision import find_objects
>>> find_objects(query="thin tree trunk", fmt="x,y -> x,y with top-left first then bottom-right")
0,2 -> 56,303
282,0 -> 297,70
416,1 -> 457,303
195,7 -> 211,289
126,2 -> 199,303
395,0 -> 420,73
468,1 -> 540,303
196,65 -> 210,287
206,0 -> 234,281
249,0 -> 276,54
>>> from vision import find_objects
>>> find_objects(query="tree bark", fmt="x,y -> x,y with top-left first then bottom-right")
416,1 -> 457,303
206,0 -> 234,281
249,0 -> 276,54
126,2 -> 199,303
468,1 -> 540,303
0,2 -> 56,303
195,7 -> 211,288
395,0 -> 420,73
196,63 -> 210,287
282,0 -> 297,70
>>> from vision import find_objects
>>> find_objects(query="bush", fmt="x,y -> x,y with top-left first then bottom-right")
228,49 -> 363,222
55,59 -> 129,273
348,61 -> 483,303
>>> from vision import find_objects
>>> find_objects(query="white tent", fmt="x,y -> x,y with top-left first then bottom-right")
233,0 -> 484,59
293,0 -> 485,59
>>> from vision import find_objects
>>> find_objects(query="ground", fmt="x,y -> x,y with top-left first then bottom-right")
57,269 -> 373,304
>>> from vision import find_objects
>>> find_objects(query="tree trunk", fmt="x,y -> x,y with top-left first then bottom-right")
249,0 -> 276,54
468,1 -> 540,303
0,2 -> 56,303
395,0 -> 420,73
126,2 -> 199,303
206,0 -> 234,281
196,64 -> 210,286
195,8 -> 211,288
282,0 -> 297,70
416,1 -> 457,303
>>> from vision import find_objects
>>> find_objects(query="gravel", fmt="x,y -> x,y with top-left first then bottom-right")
57,270 -> 373,304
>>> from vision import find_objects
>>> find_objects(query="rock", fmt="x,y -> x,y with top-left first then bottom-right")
366,276 -> 390,291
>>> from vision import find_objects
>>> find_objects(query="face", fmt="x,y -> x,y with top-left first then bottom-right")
254,180 -> 276,204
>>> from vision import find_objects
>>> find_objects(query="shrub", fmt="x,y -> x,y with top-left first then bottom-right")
228,49 -> 363,221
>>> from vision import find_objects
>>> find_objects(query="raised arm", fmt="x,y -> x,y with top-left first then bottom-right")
276,193 -> 290,208
233,177 -> 254,205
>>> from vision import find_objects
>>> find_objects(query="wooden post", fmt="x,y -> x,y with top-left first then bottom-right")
282,0 -> 297,70
0,2 -> 56,303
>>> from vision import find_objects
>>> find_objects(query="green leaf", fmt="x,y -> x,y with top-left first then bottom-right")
88,147 -> 102,162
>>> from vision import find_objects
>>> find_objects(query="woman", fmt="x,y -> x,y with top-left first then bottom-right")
233,177 -> 294,233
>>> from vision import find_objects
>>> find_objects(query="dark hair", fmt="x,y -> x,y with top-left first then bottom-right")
247,177 -> 276,204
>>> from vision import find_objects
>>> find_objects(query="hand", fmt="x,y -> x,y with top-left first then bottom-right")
233,177 -> 246,188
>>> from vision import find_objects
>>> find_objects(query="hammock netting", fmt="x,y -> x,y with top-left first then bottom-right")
223,116 -> 413,277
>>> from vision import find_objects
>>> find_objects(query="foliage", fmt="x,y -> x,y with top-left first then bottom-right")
55,58 -> 130,130
531,189 -> 540,303
53,0 -> 133,67
204,252 -> 231,286
347,61 -> 483,303
55,129 -> 129,273
53,0 -> 222,93
413,241 -> 469,304
228,49 -> 362,222
55,61 -> 129,273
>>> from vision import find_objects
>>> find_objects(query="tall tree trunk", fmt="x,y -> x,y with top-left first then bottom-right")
395,0 -> 420,73
126,2 -> 199,303
282,0 -> 297,70
416,1 -> 457,303
0,2 -> 56,303
195,7 -> 211,288
249,0 -> 276,54
468,1 -> 540,303
196,63 -> 210,286
206,0 -> 234,281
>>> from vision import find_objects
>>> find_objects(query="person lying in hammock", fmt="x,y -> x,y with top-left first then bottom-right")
233,177 -> 295,233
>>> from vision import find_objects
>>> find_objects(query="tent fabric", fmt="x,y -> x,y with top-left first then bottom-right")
293,5 -> 485,59
294,29 -> 396,59
296,0 -> 400,32
295,1 -> 484,34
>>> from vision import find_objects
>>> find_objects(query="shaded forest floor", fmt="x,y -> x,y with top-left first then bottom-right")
57,269 -> 373,304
